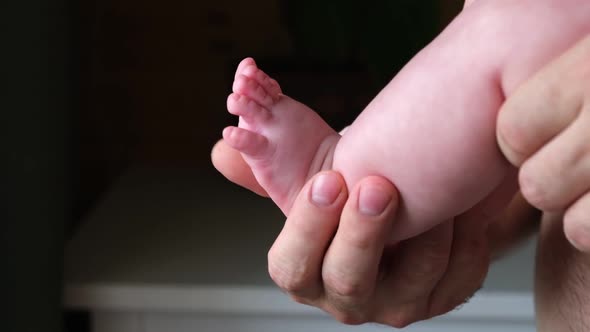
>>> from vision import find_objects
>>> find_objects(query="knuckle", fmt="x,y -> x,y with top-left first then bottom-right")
268,265 -> 308,293
324,295 -> 372,326
342,231 -> 374,252
268,267 -> 307,293
290,295 -> 311,306
381,307 -> 424,329
519,163 -> 561,211
387,317 -> 413,329
565,204 -> 589,228
324,272 -> 368,299
267,252 -> 312,294
323,278 -> 374,325
519,174 -> 546,209
332,311 -> 370,326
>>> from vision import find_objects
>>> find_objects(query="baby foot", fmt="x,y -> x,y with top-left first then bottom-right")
223,58 -> 340,214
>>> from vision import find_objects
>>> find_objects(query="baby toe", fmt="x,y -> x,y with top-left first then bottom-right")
235,57 -> 256,79
233,75 -> 274,109
227,93 -> 271,122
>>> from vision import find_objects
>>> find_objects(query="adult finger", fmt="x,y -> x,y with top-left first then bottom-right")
519,107 -> 590,211
564,192 -> 590,253
211,139 -> 268,197
376,221 -> 453,328
428,216 -> 489,317
428,173 -> 529,317
267,171 -> 347,301
320,177 -> 399,323
428,190 -> 539,320
497,34 -> 590,167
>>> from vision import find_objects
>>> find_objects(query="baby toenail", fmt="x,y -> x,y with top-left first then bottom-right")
311,173 -> 342,207
244,66 -> 256,75
359,184 -> 391,216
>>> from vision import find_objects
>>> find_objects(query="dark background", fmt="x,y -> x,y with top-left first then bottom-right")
2,1 -> 462,331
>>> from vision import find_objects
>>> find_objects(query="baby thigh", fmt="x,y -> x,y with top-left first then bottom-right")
332,2 -> 540,240
335,110 -> 510,242
335,65 -> 510,241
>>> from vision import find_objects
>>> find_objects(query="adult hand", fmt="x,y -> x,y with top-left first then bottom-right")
212,141 -> 494,326
266,170 -> 493,327
497,34 -> 590,252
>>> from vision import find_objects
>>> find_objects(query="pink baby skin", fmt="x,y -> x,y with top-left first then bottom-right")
223,0 -> 590,242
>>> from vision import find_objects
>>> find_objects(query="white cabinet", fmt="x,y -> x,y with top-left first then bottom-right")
64,167 -> 536,332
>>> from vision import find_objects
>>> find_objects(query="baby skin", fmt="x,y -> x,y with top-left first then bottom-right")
223,0 -> 590,242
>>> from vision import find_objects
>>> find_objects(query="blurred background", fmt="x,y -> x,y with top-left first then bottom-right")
5,1 -> 537,332
70,0 -> 457,231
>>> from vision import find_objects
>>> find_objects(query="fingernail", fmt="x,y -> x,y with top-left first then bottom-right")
311,173 -> 342,207
359,184 -> 391,216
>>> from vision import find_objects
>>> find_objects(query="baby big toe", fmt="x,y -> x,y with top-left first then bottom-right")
234,57 -> 256,79
223,126 -> 270,158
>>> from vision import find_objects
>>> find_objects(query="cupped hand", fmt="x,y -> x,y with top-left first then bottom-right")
211,136 -> 541,327
266,170 -> 494,327
211,141 -> 490,326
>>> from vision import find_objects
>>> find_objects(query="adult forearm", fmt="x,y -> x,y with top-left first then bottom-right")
536,213 -> 590,332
